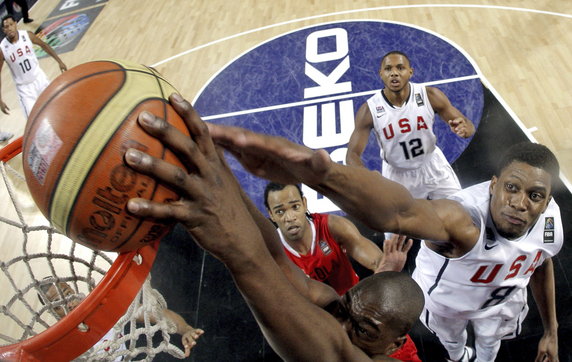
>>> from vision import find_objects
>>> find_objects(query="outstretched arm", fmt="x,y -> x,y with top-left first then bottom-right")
426,86 -> 475,138
29,31 -> 67,72
124,94 -> 374,361
208,121 -> 477,247
529,258 -> 559,362
346,102 -> 374,167
327,215 -> 410,273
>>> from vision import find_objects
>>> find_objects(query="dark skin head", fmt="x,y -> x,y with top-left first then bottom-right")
489,161 -> 552,240
1,16 -> 18,42
379,52 -> 413,104
328,272 -> 424,357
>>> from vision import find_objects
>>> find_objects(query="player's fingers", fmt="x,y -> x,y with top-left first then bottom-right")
124,148 -> 194,198
403,238 -> 414,252
169,93 -> 217,157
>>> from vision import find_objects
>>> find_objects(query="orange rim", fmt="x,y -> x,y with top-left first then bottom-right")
0,138 -> 159,361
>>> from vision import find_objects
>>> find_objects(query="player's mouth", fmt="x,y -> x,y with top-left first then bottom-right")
503,213 -> 526,226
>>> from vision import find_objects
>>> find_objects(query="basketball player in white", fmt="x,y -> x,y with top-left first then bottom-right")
346,51 -> 475,200
0,15 -> 67,119
208,120 -> 562,362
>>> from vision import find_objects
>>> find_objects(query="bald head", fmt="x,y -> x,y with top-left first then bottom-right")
350,271 -> 424,337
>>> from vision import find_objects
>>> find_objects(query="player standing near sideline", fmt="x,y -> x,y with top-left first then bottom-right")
346,50 -> 475,200
0,15 -> 67,118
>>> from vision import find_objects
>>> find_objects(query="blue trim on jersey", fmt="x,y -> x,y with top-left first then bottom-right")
428,258 -> 449,295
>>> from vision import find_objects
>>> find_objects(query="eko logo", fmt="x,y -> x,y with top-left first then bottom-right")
194,20 -> 484,214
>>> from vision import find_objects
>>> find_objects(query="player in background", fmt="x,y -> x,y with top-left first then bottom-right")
264,182 -> 412,295
0,15 -> 67,118
346,50 -> 475,200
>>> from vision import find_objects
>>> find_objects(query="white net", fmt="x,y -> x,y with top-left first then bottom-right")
0,143 -> 187,361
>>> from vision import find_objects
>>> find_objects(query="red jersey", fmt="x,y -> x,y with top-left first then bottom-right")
280,213 -> 420,360
389,334 -> 421,362
279,213 -> 359,295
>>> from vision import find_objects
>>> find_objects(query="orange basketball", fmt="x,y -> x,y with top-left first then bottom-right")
22,59 -> 188,253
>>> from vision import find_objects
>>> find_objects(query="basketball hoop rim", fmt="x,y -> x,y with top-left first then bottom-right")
0,137 -> 160,361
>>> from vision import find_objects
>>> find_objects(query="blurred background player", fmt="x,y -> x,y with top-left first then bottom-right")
346,50 -> 474,200
0,15 -> 67,118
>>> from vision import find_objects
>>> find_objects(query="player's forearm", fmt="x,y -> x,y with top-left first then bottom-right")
312,162 -> 415,233
530,258 -> 558,333
230,254 -> 356,361
345,149 -> 365,167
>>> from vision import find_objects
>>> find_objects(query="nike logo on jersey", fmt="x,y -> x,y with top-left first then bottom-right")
484,227 -> 497,250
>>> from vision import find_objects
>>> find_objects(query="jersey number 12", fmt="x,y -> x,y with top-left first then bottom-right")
399,138 -> 424,160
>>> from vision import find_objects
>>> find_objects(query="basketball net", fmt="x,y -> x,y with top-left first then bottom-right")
0,138 -> 187,361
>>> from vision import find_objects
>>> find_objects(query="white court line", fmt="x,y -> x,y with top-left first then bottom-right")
150,5 -> 572,192
202,75 -> 480,121
151,4 -> 572,68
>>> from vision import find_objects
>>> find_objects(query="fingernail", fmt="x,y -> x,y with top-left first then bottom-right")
127,200 -> 140,213
140,111 -> 154,126
125,149 -> 142,164
171,93 -> 183,103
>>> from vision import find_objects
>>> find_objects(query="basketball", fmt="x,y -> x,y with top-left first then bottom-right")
22,59 -> 189,253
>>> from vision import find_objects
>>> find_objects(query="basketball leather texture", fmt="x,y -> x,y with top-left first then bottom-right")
22,59 -> 188,252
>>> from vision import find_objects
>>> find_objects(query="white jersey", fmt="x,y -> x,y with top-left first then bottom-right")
367,82 -> 437,169
413,181 -> 563,320
1,30 -> 42,85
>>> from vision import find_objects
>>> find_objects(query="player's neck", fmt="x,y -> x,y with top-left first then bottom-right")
382,83 -> 410,107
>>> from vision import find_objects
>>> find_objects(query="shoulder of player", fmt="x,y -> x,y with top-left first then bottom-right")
424,86 -> 451,111
355,102 -> 374,125
426,198 -> 480,253
326,214 -> 358,241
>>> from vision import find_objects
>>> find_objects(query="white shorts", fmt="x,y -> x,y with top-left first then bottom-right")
381,147 -> 461,200
15,70 -> 50,118
421,301 -> 528,344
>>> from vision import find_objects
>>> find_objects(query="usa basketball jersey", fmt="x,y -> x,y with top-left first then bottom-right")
1,30 -> 42,85
412,181 -> 563,320
278,213 -> 359,295
367,82 -> 437,169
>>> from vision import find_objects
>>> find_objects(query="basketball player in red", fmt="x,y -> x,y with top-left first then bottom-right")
264,182 -> 420,361
264,182 -> 412,295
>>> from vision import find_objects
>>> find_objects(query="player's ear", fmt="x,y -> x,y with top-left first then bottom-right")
489,175 -> 498,195
385,334 -> 407,356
